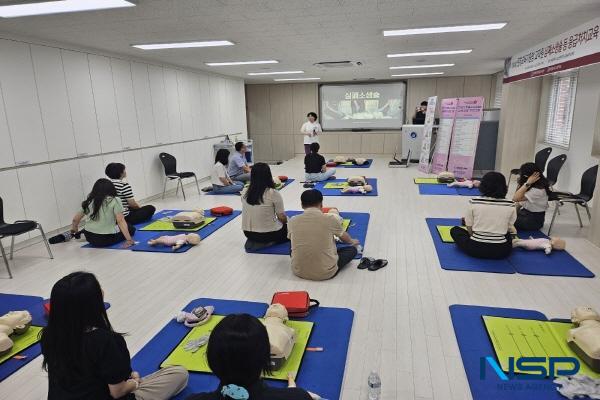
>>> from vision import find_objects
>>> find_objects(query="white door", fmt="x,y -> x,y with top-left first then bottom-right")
148,65 -> 170,145
0,40 -> 48,166
50,160 -> 85,228
208,75 -> 222,137
177,71 -> 194,141
123,150 -> 148,200
0,85 -> 14,169
18,165 -> 61,233
62,49 -> 101,157
30,44 -> 77,161
78,156 -> 106,196
88,54 -> 122,153
164,68 -> 182,142
0,170 -> 29,243
111,58 -> 140,150
131,62 -> 156,147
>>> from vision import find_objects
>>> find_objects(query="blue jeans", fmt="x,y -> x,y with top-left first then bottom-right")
305,168 -> 336,182
212,181 -> 244,194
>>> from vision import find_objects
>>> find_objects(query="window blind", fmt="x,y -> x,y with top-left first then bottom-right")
544,71 -> 578,148
492,73 -> 503,108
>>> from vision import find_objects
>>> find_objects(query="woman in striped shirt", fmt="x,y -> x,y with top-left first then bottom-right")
450,172 -> 516,259
105,163 -> 156,225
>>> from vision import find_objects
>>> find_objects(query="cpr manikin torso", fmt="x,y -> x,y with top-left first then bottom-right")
262,303 -> 297,370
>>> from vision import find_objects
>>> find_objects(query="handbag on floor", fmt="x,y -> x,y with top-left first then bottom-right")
271,291 -> 319,318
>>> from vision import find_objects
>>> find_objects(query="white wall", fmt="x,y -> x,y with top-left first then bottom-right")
535,63 -> 600,194
0,37 -> 247,243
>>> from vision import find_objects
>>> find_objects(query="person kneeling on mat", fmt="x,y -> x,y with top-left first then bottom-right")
304,143 -> 335,182
41,272 -> 188,400
512,162 -> 550,231
242,163 -> 289,249
287,189 -> 360,280
105,162 -> 156,225
186,314 -> 313,400
71,178 -> 136,248
451,172 -> 516,259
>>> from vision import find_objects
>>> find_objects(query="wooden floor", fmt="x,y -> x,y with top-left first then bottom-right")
2,155 -> 600,400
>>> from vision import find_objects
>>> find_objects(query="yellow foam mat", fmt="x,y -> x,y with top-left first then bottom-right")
141,217 -> 217,232
0,326 -> 42,365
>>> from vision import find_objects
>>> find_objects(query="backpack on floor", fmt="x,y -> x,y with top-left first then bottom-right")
210,206 -> 233,216
271,291 -> 319,318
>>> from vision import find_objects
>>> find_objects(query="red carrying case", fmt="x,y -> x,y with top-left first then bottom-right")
271,291 -> 319,318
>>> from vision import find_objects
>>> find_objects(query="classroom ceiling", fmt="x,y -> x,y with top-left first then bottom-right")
0,0 -> 598,83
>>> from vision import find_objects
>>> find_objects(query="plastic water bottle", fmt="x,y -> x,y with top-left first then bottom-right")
368,371 -> 381,400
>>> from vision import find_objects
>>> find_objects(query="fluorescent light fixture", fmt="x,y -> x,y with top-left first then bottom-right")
248,70 -> 304,76
132,40 -> 234,50
205,60 -> 278,66
387,49 -> 472,58
390,63 -> 454,69
383,22 -> 506,37
391,72 -> 445,77
273,77 -> 321,82
0,0 -> 135,18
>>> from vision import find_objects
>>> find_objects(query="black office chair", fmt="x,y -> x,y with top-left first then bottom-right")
159,152 -> 200,201
545,154 -> 567,187
0,197 -> 53,278
508,147 -> 553,183
547,165 -> 598,235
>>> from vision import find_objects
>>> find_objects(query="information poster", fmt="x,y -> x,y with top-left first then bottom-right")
417,96 -> 438,173
431,98 -> 458,174
446,97 -> 484,179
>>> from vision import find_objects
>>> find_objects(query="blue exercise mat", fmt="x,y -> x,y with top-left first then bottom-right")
131,298 -> 354,400
418,184 -> 460,195
450,304 -> 564,400
427,218 -> 594,277
312,179 -> 378,196
418,184 -> 481,196
0,293 -> 45,382
508,230 -> 594,278
205,179 -> 295,195
426,218 -> 515,274
247,211 -> 370,259
333,159 -> 373,168
82,210 -> 241,251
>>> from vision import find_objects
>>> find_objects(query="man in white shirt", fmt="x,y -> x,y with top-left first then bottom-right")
300,112 -> 322,155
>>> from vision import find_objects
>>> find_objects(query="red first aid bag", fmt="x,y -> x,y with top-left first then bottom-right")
271,291 -> 319,318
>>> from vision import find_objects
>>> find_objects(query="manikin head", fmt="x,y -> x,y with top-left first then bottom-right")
264,303 -> 288,321
185,233 -> 201,245
550,237 -> 566,251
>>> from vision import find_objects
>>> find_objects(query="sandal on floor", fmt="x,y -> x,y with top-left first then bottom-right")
357,257 -> 375,270
368,259 -> 388,271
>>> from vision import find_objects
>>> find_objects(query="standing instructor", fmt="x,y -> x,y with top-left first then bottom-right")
300,112 -> 322,155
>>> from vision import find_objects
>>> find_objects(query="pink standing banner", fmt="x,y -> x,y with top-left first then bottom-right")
446,97 -> 485,179
431,98 -> 458,174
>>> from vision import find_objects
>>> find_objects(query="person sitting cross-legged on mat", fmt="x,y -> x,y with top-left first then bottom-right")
186,314 -> 312,400
105,162 -> 156,225
288,189 -> 360,280
41,272 -> 189,400
450,172 -> 517,259
71,178 -> 136,248
304,143 -> 336,182
242,162 -> 289,245
512,162 -> 550,231
211,149 -> 244,195
227,141 -> 252,183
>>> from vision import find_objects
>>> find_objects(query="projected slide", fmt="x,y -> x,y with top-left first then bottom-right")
320,82 -> 406,130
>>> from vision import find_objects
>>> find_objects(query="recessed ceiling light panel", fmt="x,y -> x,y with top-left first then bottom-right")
273,77 -> 321,81
389,63 -> 454,69
391,72 -> 445,77
247,71 -> 304,76
132,40 -> 234,50
206,60 -> 279,66
383,23 -> 506,36
387,50 -> 472,58
0,0 -> 135,18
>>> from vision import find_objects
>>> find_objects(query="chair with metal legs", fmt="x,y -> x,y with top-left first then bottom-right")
0,197 -> 53,278
547,165 -> 598,235
508,147 -> 553,184
159,152 -> 201,201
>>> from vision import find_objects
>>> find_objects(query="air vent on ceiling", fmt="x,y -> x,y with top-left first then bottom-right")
313,61 -> 362,69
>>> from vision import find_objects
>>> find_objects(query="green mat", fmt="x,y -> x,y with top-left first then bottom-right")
323,182 -> 349,189
342,219 -> 350,231
0,326 -> 42,365
436,225 -> 466,243
414,177 -> 441,184
161,316 -> 314,380
483,316 -> 600,378
141,217 -> 217,232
